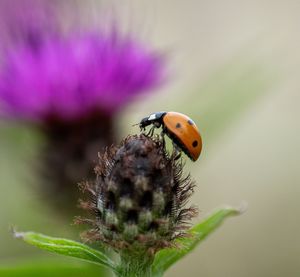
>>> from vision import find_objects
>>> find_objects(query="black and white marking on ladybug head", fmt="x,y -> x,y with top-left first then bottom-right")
139,111 -> 166,130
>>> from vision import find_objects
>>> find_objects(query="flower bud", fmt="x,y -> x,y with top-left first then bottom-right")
76,134 -> 197,254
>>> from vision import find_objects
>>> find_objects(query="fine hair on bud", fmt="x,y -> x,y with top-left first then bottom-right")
76,134 -> 197,255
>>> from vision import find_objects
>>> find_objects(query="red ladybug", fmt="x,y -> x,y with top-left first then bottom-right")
139,111 -> 202,161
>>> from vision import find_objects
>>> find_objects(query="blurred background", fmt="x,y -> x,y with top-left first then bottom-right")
0,0 -> 299,276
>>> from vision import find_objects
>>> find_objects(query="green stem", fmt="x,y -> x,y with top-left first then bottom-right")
115,252 -> 154,277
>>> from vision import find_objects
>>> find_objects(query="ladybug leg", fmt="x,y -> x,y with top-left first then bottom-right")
174,150 -> 181,160
172,144 -> 182,160
140,126 -> 146,133
146,126 -> 155,137
160,131 -> 166,148
145,121 -> 161,137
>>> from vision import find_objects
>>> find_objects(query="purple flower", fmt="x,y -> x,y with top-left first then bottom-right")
0,30 -> 165,121
0,1 -> 166,213
0,0 -> 59,48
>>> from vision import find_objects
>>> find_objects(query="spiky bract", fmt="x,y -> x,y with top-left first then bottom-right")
77,134 -> 197,255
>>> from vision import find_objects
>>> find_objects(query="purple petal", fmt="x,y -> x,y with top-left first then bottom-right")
0,31 -> 165,121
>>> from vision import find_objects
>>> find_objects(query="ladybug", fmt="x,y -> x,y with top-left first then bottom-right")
139,111 -> 202,161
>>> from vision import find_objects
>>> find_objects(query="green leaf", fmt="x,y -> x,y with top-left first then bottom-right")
0,262 -> 106,277
152,206 -> 244,276
14,231 -> 116,272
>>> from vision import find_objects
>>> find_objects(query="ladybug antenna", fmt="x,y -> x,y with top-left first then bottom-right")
132,122 -> 146,133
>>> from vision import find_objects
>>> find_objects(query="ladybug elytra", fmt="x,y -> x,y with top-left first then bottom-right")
139,111 -> 202,161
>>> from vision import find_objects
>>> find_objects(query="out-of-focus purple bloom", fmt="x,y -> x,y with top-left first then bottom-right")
0,0 -> 166,214
0,0 -> 59,48
0,31 -> 164,121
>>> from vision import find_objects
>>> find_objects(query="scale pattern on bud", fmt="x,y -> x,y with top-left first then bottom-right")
76,134 -> 197,254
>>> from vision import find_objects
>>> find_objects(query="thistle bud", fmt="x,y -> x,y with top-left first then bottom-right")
76,134 -> 197,255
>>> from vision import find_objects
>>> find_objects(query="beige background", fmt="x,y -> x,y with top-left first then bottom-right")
112,1 -> 300,276
0,1 -> 299,276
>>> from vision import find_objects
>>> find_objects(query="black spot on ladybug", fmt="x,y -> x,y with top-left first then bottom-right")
192,140 -> 198,147
187,119 -> 194,125
176,123 -> 181,128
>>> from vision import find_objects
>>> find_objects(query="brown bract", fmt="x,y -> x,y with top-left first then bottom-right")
75,134 -> 197,255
